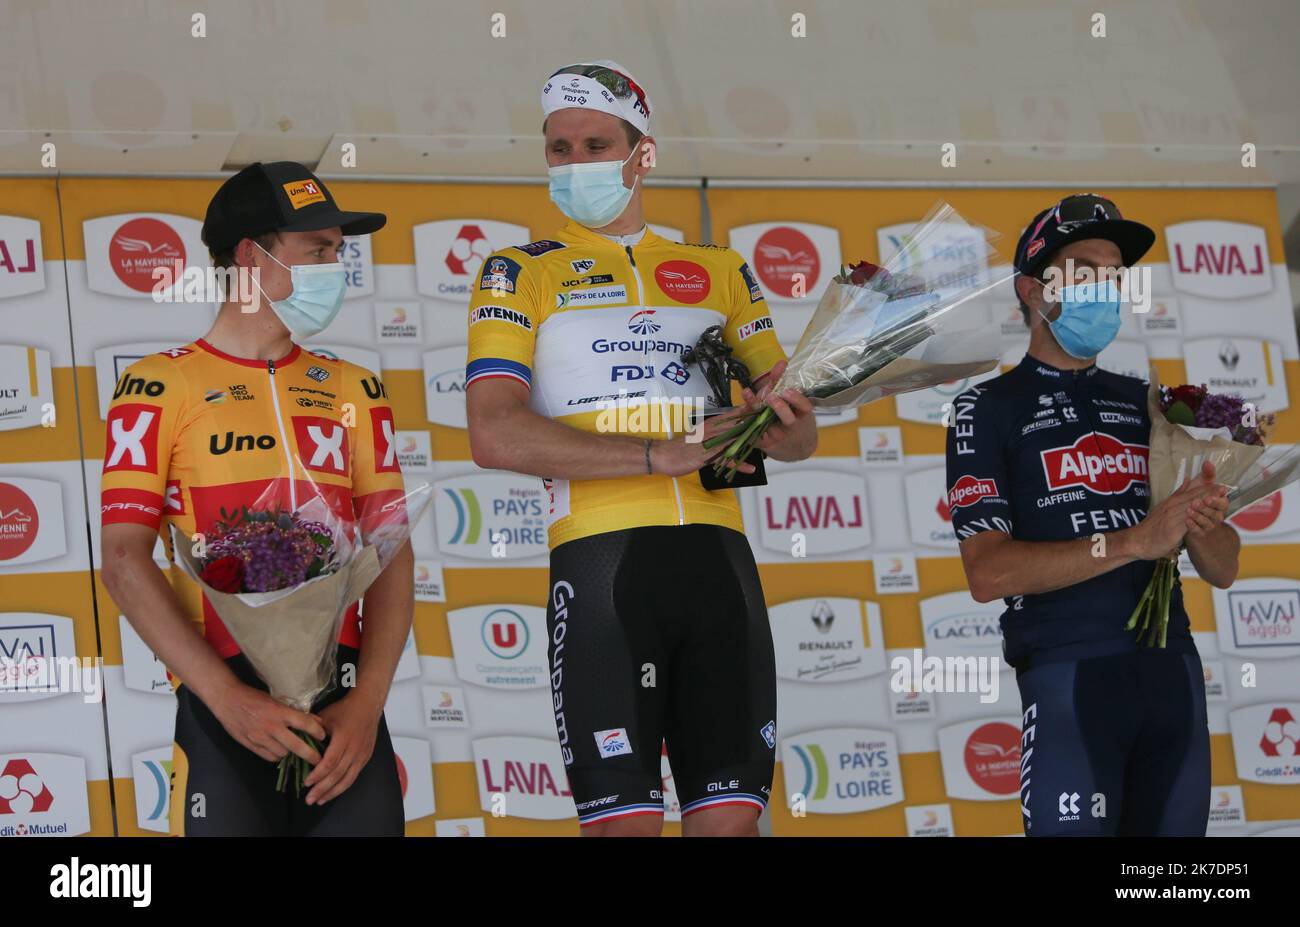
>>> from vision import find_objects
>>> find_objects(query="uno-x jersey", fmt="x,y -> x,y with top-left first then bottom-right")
466,220 -> 786,548
100,338 -> 406,661
944,355 -> 1190,664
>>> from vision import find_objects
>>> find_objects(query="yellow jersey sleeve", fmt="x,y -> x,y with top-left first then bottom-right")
100,352 -> 188,531
466,249 -> 544,390
722,251 -> 786,381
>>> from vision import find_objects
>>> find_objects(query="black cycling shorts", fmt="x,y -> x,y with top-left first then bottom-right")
1014,636 -> 1211,836
169,644 -> 404,836
546,524 -> 777,828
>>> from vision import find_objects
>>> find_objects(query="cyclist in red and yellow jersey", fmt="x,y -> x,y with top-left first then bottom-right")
99,162 -> 413,836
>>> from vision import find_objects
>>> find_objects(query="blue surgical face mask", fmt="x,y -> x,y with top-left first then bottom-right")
548,143 -> 643,228
253,241 -> 348,339
1038,278 -> 1122,360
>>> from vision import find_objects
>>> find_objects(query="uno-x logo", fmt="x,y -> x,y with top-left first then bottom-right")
105,405 -> 161,472
371,407 -> 400,472
293,416 -> 349,475
1040,432 -> 1148,494
1058,791 -> 1080,815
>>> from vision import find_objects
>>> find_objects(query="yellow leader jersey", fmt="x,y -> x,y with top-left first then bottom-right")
99,338 -> 406,660
466,220 -> 785,548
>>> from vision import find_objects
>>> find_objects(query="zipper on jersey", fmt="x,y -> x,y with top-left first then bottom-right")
620,240 -> 685,526
267,358 -> 298,510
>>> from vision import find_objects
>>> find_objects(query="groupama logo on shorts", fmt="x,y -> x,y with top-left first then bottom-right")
1040,432 -> 1148,494
947,475 -> 998,509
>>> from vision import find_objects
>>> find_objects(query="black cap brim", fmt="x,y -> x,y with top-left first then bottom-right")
279,208 -> 387,238
1021,218 -> 1155,278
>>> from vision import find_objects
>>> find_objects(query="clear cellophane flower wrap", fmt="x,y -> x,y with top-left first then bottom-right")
708,202 -> 1011,477
169,475 -> 433,791
1129,362 -> 1300,645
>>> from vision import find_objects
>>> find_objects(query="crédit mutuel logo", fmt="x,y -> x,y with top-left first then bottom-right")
49,857 -> 151,907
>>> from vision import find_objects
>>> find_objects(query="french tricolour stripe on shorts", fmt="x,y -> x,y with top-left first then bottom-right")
466,357 -> 531,388
578,802 -> 664,826
681,792 -> 768,816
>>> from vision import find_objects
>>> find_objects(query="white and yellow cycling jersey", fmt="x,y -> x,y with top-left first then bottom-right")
466,219 -> 785,548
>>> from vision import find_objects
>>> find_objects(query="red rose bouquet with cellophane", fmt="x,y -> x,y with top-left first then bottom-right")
171,475 -> 433,794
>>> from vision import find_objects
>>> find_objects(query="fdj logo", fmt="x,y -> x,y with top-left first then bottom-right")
612,365 -> 654,382
661,362 -> 690,385
113,375 -> 165,400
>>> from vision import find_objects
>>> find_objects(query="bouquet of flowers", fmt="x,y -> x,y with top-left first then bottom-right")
170,477 -> 433,794
707,203 -> 1010,479
1128,364 -> 1300,646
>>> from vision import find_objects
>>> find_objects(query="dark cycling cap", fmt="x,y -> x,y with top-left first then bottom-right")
1014,193 -> 1154,279
202,161 -> 386,253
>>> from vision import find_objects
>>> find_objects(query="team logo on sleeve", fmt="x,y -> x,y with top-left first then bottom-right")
370,406 -> 400,473
292,416 -> 350,476
739,262 -> 764,303
653,260 -> 710,304
104,404 -> 162,473
947,475 -> 1000,509
1040,433 -> 1148,494
736,316 -> 774,341
513,239 -> 566,257
480,256 -> 522,293
164,479 -> 185,514
470,305 -> 532,330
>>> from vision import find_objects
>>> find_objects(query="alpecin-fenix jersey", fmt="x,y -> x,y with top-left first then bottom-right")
465,220 -> 786,549
944,354 -> 1191,665
99,338 -> 407,664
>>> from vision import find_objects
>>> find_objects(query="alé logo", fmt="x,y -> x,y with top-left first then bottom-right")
1041,432 -> 1147,494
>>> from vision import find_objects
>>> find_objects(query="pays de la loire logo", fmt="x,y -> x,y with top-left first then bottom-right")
1041,432 -> 1147,494
109,218 -> 185,293
947,475 -> 997,510
654,260 -> 710,304
753,226 -> 819,299
0,482 -> 38,561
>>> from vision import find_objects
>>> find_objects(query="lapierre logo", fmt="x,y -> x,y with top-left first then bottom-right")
49,857 -> 151,907
947,475 -> 998,509
1040,432 -> 1148,494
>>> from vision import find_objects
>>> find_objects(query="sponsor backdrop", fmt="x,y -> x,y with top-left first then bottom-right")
1,177 -> 1298,836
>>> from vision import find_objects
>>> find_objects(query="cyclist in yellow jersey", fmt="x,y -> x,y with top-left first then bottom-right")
466,60 -> 817,836
99,162 -> 413,835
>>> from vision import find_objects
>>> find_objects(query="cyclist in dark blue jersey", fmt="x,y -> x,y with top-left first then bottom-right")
945,194 -> 1240,836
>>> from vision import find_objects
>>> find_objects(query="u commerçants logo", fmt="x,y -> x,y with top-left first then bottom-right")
1040,433 -> 1148,494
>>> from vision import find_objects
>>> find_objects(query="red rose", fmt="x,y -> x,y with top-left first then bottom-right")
201,555 -> 245,593
1170,384 -> 1206,411
846,260 -> 886,286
